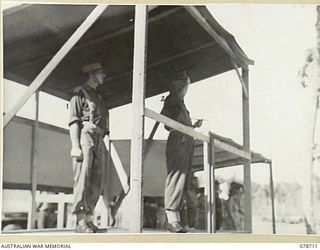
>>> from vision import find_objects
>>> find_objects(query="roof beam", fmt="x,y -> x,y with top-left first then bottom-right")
184,6 -> 236,62
185,6 -> 249,98
3,5 -> 109,127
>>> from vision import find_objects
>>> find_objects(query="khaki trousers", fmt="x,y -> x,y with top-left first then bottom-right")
72,129 -> 107,215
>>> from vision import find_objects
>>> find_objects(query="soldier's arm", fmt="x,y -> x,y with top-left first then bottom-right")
69,94 -> 83,160
69,122 -> 81,148
69,123 -> 83,160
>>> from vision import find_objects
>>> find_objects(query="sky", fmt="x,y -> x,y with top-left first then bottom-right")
2,3 -> 319,185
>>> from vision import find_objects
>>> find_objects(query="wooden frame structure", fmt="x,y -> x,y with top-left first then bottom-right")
2,4 -> 275,234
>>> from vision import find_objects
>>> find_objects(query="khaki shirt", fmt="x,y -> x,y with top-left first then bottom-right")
69,84 -> 109,133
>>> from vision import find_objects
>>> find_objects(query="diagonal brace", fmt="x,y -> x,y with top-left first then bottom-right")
3,5 -> 109,128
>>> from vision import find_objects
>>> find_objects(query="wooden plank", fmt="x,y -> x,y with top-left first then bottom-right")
3,5 -> 109,127
57,201 -> 64,229
242,68 -> 252,232
36,194 -> 74,203
128,5 -> 148,233
269,162 -> 276,234
145,108 -> 210,142
145,109 -> 250,159
30,91 -> 39,229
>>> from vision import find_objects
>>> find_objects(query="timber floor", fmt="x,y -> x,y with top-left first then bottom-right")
1,228 -> 212,234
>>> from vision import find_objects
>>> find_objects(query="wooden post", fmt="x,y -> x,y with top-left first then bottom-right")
3,5 -> 108,128
128,5 -> 148,233
231,61 -> 248,99
210,137 -> 216,233
30,91 -> 40,229
57,193 -> 65,229
242,68 -> 252,232
269,162 -> 276,234
203,141 -> 213,233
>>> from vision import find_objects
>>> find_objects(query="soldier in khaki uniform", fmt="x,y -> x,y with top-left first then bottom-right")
69,62 -> 109,233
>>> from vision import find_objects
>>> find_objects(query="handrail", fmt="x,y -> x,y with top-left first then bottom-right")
144,108 -> 210,142
144,108 -> 251,159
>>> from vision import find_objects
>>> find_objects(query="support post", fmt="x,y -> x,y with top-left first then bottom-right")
231,61 -> 248,98
128,5 -> 148,233
203,141 -> 213,233
269,162 -> 276,234
30,91 -> 40,229
57,193 -> 65,229
210,137 -> 216,233
242,67 -> 252,232
3,5 -> 108,127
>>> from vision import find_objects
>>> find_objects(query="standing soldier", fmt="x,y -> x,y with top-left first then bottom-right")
161,71 -> 202,233
69,62 -> 110,233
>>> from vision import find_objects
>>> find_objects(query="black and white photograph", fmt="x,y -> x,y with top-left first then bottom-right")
2,2 -> 320,237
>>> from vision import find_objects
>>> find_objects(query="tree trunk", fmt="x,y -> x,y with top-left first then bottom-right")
304,5 -> 320,234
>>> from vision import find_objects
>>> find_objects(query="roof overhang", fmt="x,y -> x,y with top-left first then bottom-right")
3,4 -> 254,109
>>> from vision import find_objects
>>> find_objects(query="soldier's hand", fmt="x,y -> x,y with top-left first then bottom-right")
71,147 -> 83,161
193,119 -> 203,128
